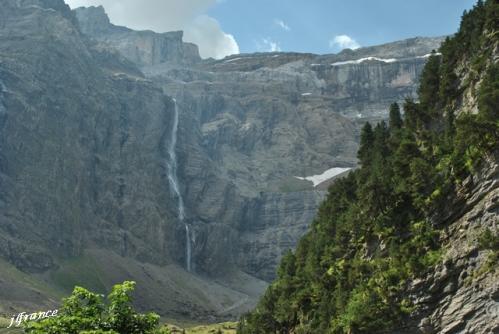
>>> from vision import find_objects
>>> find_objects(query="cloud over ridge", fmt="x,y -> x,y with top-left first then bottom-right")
329,34 -> 360,51
65,0 -> 239,59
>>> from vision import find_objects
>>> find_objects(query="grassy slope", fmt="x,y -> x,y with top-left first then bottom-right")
0,258 -> 62,317
1,249 -> 266,323
0,317 -> 22,334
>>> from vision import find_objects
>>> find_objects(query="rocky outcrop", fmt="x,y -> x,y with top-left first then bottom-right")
0,0 -> 182,288
74,6 -> 201,67
237,191 -> 326,281
405,157 -> 499,334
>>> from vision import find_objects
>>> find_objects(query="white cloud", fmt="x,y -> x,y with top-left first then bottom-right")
64,0 -> 239,59
257,38 -> 281,52
274,18 -> 290,31
329,34 -> 360,51
184,15 -> 239,59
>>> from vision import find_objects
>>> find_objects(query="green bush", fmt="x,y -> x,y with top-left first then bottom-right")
24,281 -> 169,334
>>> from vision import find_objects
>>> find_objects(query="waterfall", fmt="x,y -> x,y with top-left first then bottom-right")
185,224 -> 192,272
167,99 -> 191,271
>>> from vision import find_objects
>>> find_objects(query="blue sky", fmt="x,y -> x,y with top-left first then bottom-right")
208,0 -> 477,54
67,0 -> 478,59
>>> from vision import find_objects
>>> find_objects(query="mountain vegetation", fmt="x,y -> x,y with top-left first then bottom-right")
237,1 -> 498,333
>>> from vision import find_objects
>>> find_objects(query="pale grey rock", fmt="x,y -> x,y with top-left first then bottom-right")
0,0 -> 183,272
70,7 -> 445,282
74,6 -> 201,67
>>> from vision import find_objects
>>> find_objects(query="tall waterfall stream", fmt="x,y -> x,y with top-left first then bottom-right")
167,99 -> 191,272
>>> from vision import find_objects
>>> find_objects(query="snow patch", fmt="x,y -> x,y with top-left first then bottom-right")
417,52 -> 442,59
224,57 -> 242,63
331,56 -> 398,66
301,93 -> 312,96
26,5 -> 57,12
240,122 -> 252,131
295,167 -> 351,187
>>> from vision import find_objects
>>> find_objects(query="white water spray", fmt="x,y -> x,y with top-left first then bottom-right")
167,99 -> 191,272
185,224 -> 192,272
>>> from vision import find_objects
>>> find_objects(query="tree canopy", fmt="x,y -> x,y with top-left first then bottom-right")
24,281 -> 170,334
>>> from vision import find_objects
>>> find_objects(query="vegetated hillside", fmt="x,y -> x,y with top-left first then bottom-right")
238,1 -> 498,333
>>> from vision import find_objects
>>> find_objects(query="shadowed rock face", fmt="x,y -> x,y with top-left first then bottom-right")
0,0 -> 184,273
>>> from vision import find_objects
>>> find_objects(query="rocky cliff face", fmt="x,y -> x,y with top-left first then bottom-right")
76,10 -> 442,282
0,0 -> 177,270
75,7 -> 442,281
0,0 -> 447,321
409,157 -> 498,334
74,6 -> 201,67
0,0 -> 201,317
151,51 -> 439,281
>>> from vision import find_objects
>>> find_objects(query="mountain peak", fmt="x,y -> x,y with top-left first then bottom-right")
73,6 -> 201,67
5,0 -> 75,21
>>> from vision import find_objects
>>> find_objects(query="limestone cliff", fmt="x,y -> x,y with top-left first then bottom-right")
0,0 -> 210,319
0,0 -> 451,322
410,157 -> 498,334
77,11 -> 443,282
152,52 -> 439,281
74,6 -> 201,67
0,0 -> 181,270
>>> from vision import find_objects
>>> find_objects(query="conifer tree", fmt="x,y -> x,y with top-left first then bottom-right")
418,50 -> 441,114
389,102 -> 403,130
357,122 -> 374,165
403,98 -> 424,133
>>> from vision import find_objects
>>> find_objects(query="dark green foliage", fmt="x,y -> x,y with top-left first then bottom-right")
418,50 -> 441,114
389,103 -> 403,130
476,229 -> 499,276
24,281 -> 169,334
478,229 -> 499,251
239,1 -> 498,333
439,39 -> 459,107
402,98 -> 421,132
452,62 -> 499,176
357,122 -> 374,166
478,63 -> 499,122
